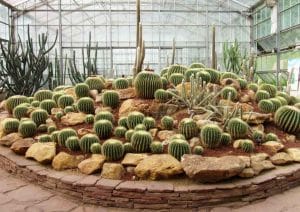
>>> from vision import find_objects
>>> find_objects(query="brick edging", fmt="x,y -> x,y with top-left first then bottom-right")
1,146 -> 300,209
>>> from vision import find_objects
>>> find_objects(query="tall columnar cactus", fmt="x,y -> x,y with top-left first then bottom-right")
211,25 -> 217,69
200,124 -> 222,148
134,71 -> 163,99
239,139 -> 255,153
130,130 -> 152,153
75,83 -> 90,98
84,76 -> 105,92
258,99 -> 274,113
143,117 -> 156,130
227,118 -> 249,139
40,99 -> 57,114
220,133 -> 232,145
221,86 -> 237,101
274,106 -> 300,134
80,133 -> 100,153
77,97 -> 95,114
259,83 -> 277,97
102,90 -> 120,109
34,90 -> 53,102
58,128 -> 77,147
102,139 -> 124,161
93,120 -> 113,139
30,109 -> 48,126
204,68 -> 220,84
255,90 -> 270,102
3,118 -> 20,134
118,117 -> 128,128
150,141 -> 164,154
66,136 -> 81,151
95,111 -> 114,123
90,143 -> 101,154
168,139 -> 191,161
179,118 -> 199,139
58,95 -> 75,109
169,73 -> 184,86
5,95 -> 29,114
154,89 -> 170,103
127,111 -> 145,129
13,104 -> 30,119
18,120 -> 37,138
161,116 -> 174,130
113,78 -> 129,89
114,126 -> 127,137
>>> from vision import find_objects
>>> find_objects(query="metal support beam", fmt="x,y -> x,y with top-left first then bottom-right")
58,0 -> 63,84
276,3 -> 280,87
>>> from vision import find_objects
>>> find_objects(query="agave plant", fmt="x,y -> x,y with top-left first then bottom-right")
223,40 -> 243,74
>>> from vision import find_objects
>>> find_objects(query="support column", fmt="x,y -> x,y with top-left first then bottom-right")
58,0 -> 63,84
275,3 -> 280,87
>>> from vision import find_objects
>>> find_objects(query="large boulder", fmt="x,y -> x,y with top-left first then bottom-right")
262,141 -> 284,154
157,130 -> 176,141
242,112 -> 272,124
78,154 -> 106,175
270,152 -> 293,165
52,152 -> 84,170
101,163 -> 125,180
121,153 -> 148,166
250,153 -> 275,175
286,148 -> 300,162
61,112 -> 86,126
134,154 -> 183,180
10,138 -> 34,155
118,87 -> 136,100
25,142 -> 56,164
0,133 -> 22,147
181,155 -> 246,183
119,99 -> 150,117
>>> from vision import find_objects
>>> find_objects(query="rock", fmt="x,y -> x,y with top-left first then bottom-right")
242,112 -> 272,124
148,103 -> 179,118
196,120 -> 218,129
239,168 -> 254,178
50,108 -> 63,115
0,124 -> 4,139
285,134 -> 296,143
176,82 -> 191,97
247,90 -> 256,101
89,90 -> 99,100
0,133 -> 22,147
238,156 -> 251,167
95,106 -> 112,114
25,142 -> 56,164
181,155 -> 246,182
240,94 -> 251,103
121,153 -> 148,166
61,112 -> 86,126
95,95 -> 102,103
157,130 -> 176,141
239,103 -> 254,113
193,112 -> 214,121
189,137 -> 201,149
118,99 -> 149,117
10,138 -> 34,155
233,140 -> 241,149
149,128 -> 158,138
101,163 -> 125,180
262,141 -> 284,154
135,154 -> 183,180
52,152 -> 84,170
220,78 -> 240,90
251,153 -> 269,162
286,148 -> 300,162
271,152 -> 293,165
78,154 -> 106,175
77,128 -> 94,137
64,87 -> 76,99
118,87 -> 136,100
0,100 -> 6,110
251,124 -> 264,133
251,160 -> 275,175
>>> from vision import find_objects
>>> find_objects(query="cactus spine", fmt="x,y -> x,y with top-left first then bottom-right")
179,118 -> 199,139
58,128 -> 77,147
161,116 -> 174,130
134,71 -> 163,99
150,141 -> 164,154
75,83 -> 90,98
102,90 -> 120,109
30,109 -> 48,126
77,97 -> 95,114
200,124 -> 222,148
18,120 -> 37,138
3,118 -> 20,134
93,120 -> 113,139
227,118 -> 249,139
66,136 -> 81,151
90,143 -> 101,154
168,139 -> 191,161
80,134 -> 100,153
130,130 -> 152,153
127,111 -> 145,129
102,139 -> 124,161
274,106 -> 300,134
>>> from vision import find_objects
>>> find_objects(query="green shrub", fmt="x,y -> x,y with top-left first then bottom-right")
93,120 -> 113,139
80,133 -> 100,153
102,139 -> 124,161
134,71 -> 163,99
168,139 -> 190,161
200,124 -> 222,148
179,118 -> 199,139
131,130 -> 152,153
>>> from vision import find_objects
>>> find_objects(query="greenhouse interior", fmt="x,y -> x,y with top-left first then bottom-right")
0,0 -> 300,211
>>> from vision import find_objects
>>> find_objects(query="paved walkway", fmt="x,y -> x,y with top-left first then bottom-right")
0,168 -> 300,212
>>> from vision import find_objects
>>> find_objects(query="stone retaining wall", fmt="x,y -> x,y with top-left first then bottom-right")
1,145 -> 300,210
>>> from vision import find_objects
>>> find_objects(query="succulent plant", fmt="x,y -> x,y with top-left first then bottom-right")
265,133 -> 278,141
5,95 -> 29,114
58,128 -> 77,147
274,106 -> 300,134
52,92 -> 64,104
167,64 -> 187,79
113,78 -> 129,89
200,124 -> 222,148
66,136 -> 81,151
179,118 -> 199,139
51,130 -> 60,143
247,83 -> 258,92
142,117 -> 156,130
84,76 -> 105,92
184,68 -> 201,82
220,72 -> 238,80
27,97 -> 34,103
80,133 -> 100,153
95,111 -> 114,123
64,106 -> 74,113
125,129 -> 135,142
34,90 -> 53,102
220,133 -> 232,146
168,139 -> 191,161
123,142 -> 134,153
127,111 -> 145,129
258,99 -> 274,113
150,141 -> 164,154
30,109 -> 48,126
90,143 -> 101,154
118,117 -> 128,128
134,124 -> 147,131
134,71 -> 163,99
252,130 -> 264,144
169,73 -> 184,86
102,90 -> 120,109
170,133 -> 186,140
58,95 -> 75,109
18,120 -> 37,138
204,68 -> 220,83
240,139 -> 255,153
227,118 -> 249,139
77,97 -> 95,114
197,71 -> 211,83
31,100 -> 40,107
221,86 -> 237,101
127,77 -> 133,86
276,91 -> 290,104
161,116 -> 174,130
160,67 -> 169,76
161,77 -> 168,89
154,89 -> 170,103
102,139 -> 124,161
269,98 -> 282,112
237,78 -> 247,89
40,99 -> 57,114
38,135 -> 52,143
255,90 -> 270,102
131,130 -> 152,153
47,125 -> 57,134
189,63 -> 205,69
3,118 -> 20,134
114,126 -> 127,137
259,83 -> 277,97
85,114 -> 95,124
55,111 -> 64,120
276,96 -> 288,106
93,120 -> 113,139
13,104 -> 29,119
75,83 -> 90,98
290,96 -> 300,105
37,124 -> 48,133
193,146 -> 204,155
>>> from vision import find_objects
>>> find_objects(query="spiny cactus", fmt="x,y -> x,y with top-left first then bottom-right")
102,90 -> 120,109
161,116 -> 174,130
227,118 -> 249,139
85,114 -> 95,124
3,118 -> 20,134
58,95 -> 75,109
237,78 -> 247,89
114,126 -> 127,137
134,71 -> 163,99
197,71 -> 211,83
204,68 -> 220,83
13,104 -> 29,119
118,117 -> 128,128
52,92 -> 64,104
189,63 -> 205,69
38,135 -> 52,143
55,111 -> 64,120
30,109 -> 48,126
290,96 -> 300,105
51,130 -> 60,143
84,76 -> 105,92
143,117 -> 156,130
31,100 -> 40,107
90,143 -> 101,154
58,128 -> 77,147
220,72 -> 238,80
64,106 -> 74,113
258,99 -> 274,113
125,129 -> 135,142
240,139 -> 255,153
221,86 -> 237,101
269,98 -> 282,112
18,120 -> 37,138
160,67 -> 169,76
66,136 -> 80,151
169,73 -> 184,86
184,68 -> 201,82
127,111 -> 145,129
131,130 -> 152,153
95,111 -> 114,123
200,124 -> 222,148
77,97 -> 95,114
102,139 -> 124,161
276,91 -> 290,103
170,133 -> 186,140
252,130 -> 264,144
255,90 -> 270,102
179,118 -> 199,139
161,77 -> 168,89
93,119 -> 113,139
27,97 -> 34,103
5,95 -> 29,114
247,83 -> 258,92
80,133 -> 100,153
167,64 -> 187,79
124,142 -> 134,153
265,133 -> 278,141
114,78 -> 129,89
276,96 -> 288,106
47,125 -> 57,134
154,89 -> 170,103
75,83 -> 90,98
37,124 -> 48,133
40,99 -> 57,114
127,77 -> 133,87
193,146 -> 204,155
259,83 -> 277,97
150,141 -> 163,154
168,139 -> 191,161
274,106 -> 300,134
134,124 -> 147,131
34,90 -> 53,102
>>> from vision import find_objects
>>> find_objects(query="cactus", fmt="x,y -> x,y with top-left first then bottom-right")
179,118 -> 199,139
52,92 -> 64,104
27,97 -> 34,103
127,111 -> 145,129
259,83 -> 277,97
193,146 -> 204,155
220,133 -> 231,145
134,71 -> 163,99
221,86 -> 237,101
255,90 -> 270,102
134,124 -> 147,131
114,126 -> 127,137
85,114 -> 95,124
265,133 -> 278,141
227,118 -> 249,139
93,120 -> 113,139
168,139 -> 190,161
127,77 -> 133,87
124,142 -> 134,153
95,111 -> 114,123
170,133 -> 186,140
40,99 -> 57,114
269,98 -> 282,112
90,143 -> 101,154
51,130 -> 60,143
125,129 -> 135,142
154,89 -> 170,103
84,76 -> 105,92
160,67 -> 169,76
102,139 -> 124,161
252,130 -> 264,144
131,130 -> 152,153
80,133 -> 100,153
64,106 -> 74,113
47,125 -> 57,134
197,71 -> 211,83
30,109 -> 48,126
237,78 -> 247,89
189,63 -> 205,69
247,83 -> 258,92
161,77 -> 168,89
295,103 -> 300,109
169,73 -> 184,86
3,118 -> 20,134
18,120 -> 37,138
102,90 -> 120,109
66,136 -> 81,151
75,83 -> 90,98
31,101 -> 40,107
5,95 -> 29,114
276,96 -> 288,106
77,97 -> 95,114
34,90 -> 53,102
205,68 -> 220,83
37,124 -> 48,133
13,104 -> 29,119
240,139 -> 254,153
290,96 -> 300,105
143,117 -> 156,130
184,68 -> 201,82
58,128 -> 77,147
167,64 -> 187,79
114,78 -> 129,89
161,116 -> 174,130
258,99 -> 274,113
150,141 -> 163,154
55,111 -> 64,120
118,117 -> 128,128
274,106 -> 300,134
58,95 -> 75,109
220,72 -> 238,80
200,124 -> 222,148
38,135 -> 52,143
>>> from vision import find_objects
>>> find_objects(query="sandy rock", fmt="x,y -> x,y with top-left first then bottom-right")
0,133 -> 22,147
10,138 -> 34,155
220,78 -> 240,90
148,103 -> 179,118
262,141 -> 284,154
193,112 -> 214,122
52,152 -> 84,170
157,130 -> 176,141
95,95 -> 102,103
89,90 -> 99,100
250,153 -> 269,162
118,99 -> 148,117
118,87 -> 136,100
121,153 -> 148,166
189,137 -> 201,149
95,106 -> 112,114
270,152 -> 293,165
50,108 -> 63,115
0,123 -> 4,139
0,100 -> 6,110
239,168 -> 254,178
25,142 -> 56,164
135,154 -> 183,180
78,154 -> 106,175
61,112 -> 86,126
77,128 -> 94,137
251,160 -> 275,175
285,134 -> 296,143
101,163 -> 125,180
64,87 -> 76,99
233,140 -> 241,149
181,155 -> 246,182
251,124 -> 264,133
149,128 -> 158,138
242,112 -> 272,124
240,94 -> 251,103
286,148 -> 300,162
196,120 -> 218,129
238,156 -> 251,167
